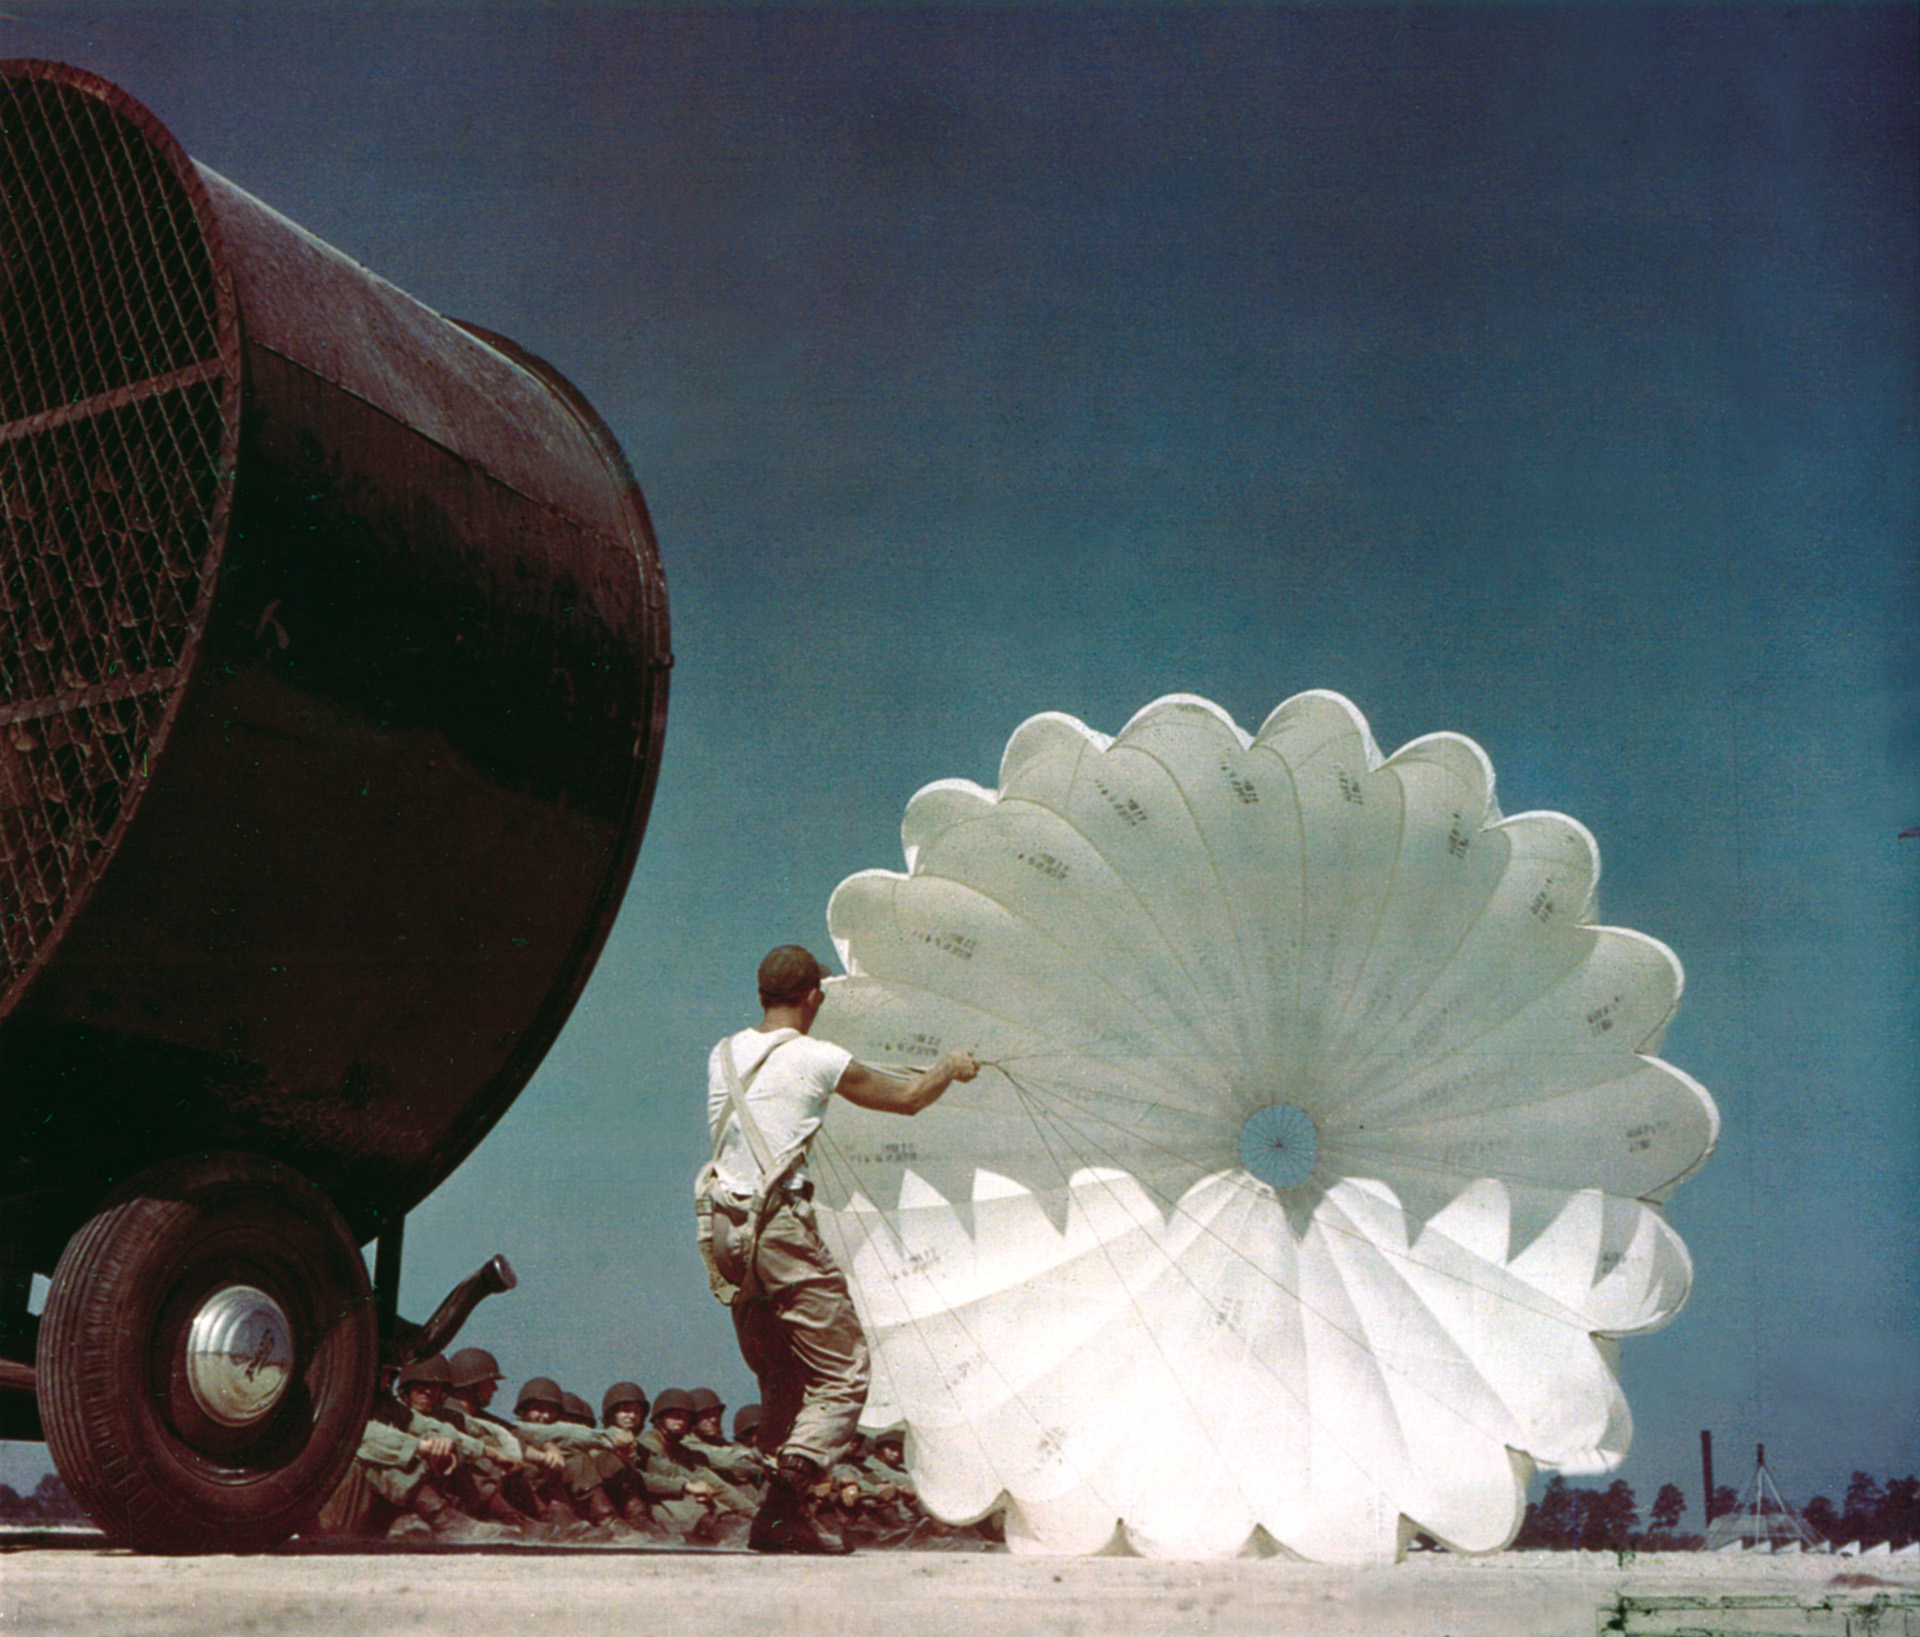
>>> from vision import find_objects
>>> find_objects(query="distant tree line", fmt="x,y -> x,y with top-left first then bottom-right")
1801,1472 -> 1920,1548
0,1472 -> 84,1524
1515,1475 -> 1649,1551
1515,1470 -> 1920,1552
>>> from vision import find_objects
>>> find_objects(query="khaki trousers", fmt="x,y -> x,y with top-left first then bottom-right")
713,1189 -> 869,1470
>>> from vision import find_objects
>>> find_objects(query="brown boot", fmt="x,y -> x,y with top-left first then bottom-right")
412,1481 -> 459,1534
581,1484 -> 645,1541
748,1456 -> 853,1555
414,1482 -> 508,1544
482,1489 -> 539,1531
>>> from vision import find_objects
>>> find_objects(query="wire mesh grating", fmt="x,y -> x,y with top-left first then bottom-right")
1,66 -> 240,1014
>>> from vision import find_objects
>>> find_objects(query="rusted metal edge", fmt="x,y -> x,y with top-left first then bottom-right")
0,60 -> 244,1029
0,357 -> 227,447
0,666 -> 180,729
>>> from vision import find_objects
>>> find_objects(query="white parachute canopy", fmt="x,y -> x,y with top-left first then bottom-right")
809,692 -> 1718,1562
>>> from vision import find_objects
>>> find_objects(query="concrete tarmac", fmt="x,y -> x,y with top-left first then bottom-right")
2,1532 -> 1916,1637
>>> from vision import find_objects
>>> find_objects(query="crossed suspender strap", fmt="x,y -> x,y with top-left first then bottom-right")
716,1028 -> 791,1184
696,1029 -> 807,1306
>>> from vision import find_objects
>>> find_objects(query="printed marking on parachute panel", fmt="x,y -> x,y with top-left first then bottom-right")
896,1246 -> 944,1279
1587,996 -> 1623,1036
875,1031 -> 943,1061
1093,778 -> 1149,827
1212,1296 -> 1247,1331
1530,878 -> 1558,924
1448,812 -> 1472,859
1217,756 -> 1260,805
917,930 -> 977,961
1625,1119 -> 1669,1155
1338,769 -> 1365,805
1035,1426 -> 1070,1467
943,1350 -> 988,1391
842,1140 -> 923,1166
1016,848 -> 1070,881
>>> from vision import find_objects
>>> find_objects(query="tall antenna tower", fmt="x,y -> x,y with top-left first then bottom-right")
1703,1445 -> 1825,1552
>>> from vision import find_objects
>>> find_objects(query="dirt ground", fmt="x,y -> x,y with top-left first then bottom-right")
2,1534 -> 1917,1637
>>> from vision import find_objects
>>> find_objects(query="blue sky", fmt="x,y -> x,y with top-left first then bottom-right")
2,3 -> 1913,1522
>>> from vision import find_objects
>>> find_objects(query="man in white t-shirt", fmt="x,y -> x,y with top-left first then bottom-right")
705,944 -> 977,1554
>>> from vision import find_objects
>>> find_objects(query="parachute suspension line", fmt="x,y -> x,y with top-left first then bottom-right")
992,1065 -> 1282,1516
807,1126 -> 1130,1526
992,1061 -> 1603,1337
805,1136 -> 911,1437
995,1060 -> 1529,1510
980,1055 -> 1228,1124
804,1133 -> 966,1464
1329,1125 -> 1638,1204
993,1061 -> 1524,1487
1008,1081 -> 1533,1486
990,1043 -> 1616,1191
993,1061 -> 1583,1457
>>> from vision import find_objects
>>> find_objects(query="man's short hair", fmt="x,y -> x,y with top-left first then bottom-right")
758,944 -> 829,1007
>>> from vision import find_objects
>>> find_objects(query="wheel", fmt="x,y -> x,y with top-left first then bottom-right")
36,1151 -> 377,1552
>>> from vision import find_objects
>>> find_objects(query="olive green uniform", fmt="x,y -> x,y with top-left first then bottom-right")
638,1426 -> 756,1541
312,1410 -> 442,1537
686,1432 -> 768,1493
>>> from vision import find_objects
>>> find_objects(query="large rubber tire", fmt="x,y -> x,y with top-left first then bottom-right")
37,1151 -> 376,1552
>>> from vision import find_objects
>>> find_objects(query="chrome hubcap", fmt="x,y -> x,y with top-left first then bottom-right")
184,1284 -> 294,1427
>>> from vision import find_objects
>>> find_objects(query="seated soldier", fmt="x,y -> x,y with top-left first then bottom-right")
846,1429 -> 921,1547
392,1354 -> 535,1535
685,1387 -> 769,1493
599,1380 -> 736,1541
446,1347 -> 575,1527
445,1348 -> 510,1426
734,1403 -> 764,1449
515,1376 -> 650,1540
310,1360 -> 492,1540
312,1418 -> 468,1539
591,1382 -> 667,1535
642,1389 -> 757,1545
817,1435 -> 903,1550
864,1429 -> 1000,1551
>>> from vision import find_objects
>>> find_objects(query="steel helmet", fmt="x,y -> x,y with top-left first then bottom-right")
601,1381 -> 649,1421
396,1354 -> 453,1390
515,1376 -> 565,1415
651,1387 -> 696,1424
447,1347 -> 503,1389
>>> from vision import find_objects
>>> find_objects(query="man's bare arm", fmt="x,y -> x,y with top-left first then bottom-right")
834,1050 -> 978,1115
